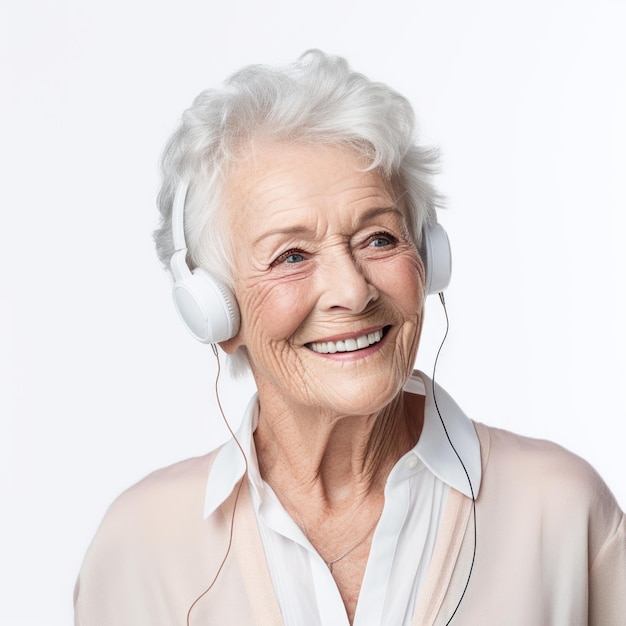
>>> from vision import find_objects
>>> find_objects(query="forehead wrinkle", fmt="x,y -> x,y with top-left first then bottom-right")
357,205 -> 403,223
253,155 -> 392,206
252,222 -> 317,247
227,142 -> 401,250
252,206 -> 330,251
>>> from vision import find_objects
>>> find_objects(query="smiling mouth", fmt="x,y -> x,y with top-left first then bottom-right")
307,327 -> 388,354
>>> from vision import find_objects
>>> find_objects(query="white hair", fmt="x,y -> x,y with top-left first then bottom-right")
154,50 -> 442,375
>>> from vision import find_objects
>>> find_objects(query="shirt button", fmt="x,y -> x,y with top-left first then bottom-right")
406,455 -> 419,470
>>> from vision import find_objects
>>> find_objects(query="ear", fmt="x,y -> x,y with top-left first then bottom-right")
218,332 -> 243,354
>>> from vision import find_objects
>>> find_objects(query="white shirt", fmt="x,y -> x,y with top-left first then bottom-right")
204,371 -> 481,626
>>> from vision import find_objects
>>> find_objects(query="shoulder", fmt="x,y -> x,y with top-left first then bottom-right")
474,422 -> 624,550
125,453 -> 216,498
76,452 -> 225,595
475,421 -> 614,501
88,453 -> 220,554
475,422 -> 608,492
74,452 -> 243,622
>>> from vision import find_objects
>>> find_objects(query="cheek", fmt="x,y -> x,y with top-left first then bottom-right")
237,276 -> 316,345
372,254 -> 425,314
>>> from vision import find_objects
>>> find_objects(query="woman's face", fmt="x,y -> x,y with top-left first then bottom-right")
221,142 -> 425,417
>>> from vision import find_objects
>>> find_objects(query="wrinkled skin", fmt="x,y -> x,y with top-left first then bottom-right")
221,142 -> 426,430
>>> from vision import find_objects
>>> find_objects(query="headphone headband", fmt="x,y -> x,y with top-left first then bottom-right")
172,179 -> 189,253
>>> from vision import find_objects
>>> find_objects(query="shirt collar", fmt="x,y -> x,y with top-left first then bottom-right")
203,370 -> 481,518
408,371 -> 481,499
203,393 -> 262,518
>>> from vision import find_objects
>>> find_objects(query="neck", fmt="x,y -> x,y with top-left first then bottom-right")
253,386 -> 424,507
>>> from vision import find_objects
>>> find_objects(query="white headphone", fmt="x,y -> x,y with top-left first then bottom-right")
170,180 -> 451,344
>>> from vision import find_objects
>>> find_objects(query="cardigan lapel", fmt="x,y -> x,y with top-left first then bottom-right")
411,422 -> 489,625
410,484 -> 474,625
231,481 -> 286,626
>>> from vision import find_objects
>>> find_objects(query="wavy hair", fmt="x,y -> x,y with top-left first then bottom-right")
154,50 -> 441,375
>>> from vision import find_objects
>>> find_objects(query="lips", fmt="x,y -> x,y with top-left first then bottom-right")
307,328 -> 385,354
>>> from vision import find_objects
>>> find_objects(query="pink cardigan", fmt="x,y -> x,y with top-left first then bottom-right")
74,423 -> 626,625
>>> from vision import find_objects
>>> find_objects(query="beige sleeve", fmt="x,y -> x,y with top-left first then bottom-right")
589,513 -> 626,626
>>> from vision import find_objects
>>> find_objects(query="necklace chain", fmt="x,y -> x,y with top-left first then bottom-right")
258,458 -> 381,572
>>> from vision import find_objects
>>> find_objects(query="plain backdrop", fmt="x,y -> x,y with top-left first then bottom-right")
1,0 -> 625,623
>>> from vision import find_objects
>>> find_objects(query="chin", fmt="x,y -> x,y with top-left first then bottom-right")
308,366 -> 410,417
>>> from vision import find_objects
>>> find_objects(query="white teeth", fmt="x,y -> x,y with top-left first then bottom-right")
308,329 -> 384,354
345,339 -> 357,351
356,335 -> 369,349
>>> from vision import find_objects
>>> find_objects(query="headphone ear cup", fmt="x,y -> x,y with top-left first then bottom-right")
172,268 -> 240,343
421,222 -> 452,295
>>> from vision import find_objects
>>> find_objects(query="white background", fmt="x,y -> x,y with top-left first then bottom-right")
1,0 -> 625,623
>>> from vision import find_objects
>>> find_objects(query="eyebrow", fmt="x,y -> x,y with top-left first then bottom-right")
253,206 -> 402,245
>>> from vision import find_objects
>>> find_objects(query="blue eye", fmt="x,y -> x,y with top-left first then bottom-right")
372,237 -> 390,247
273,249 -> 307,266
369,232 -> 397,248
285,252 -> 305,263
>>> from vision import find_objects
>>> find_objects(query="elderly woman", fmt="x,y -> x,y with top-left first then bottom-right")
75,51 -> 625,625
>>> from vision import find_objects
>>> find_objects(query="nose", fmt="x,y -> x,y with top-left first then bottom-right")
317,251 -> 379,313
